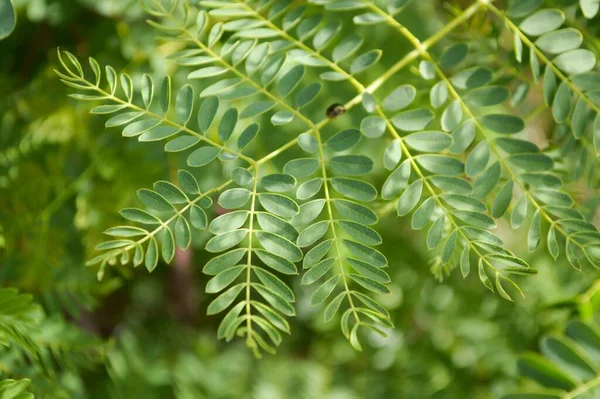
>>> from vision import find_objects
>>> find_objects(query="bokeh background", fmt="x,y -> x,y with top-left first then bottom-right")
2,0 -> 600,397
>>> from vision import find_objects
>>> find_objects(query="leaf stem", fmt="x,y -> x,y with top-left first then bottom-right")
314,128 -> 360,326
245,166 -> 259,351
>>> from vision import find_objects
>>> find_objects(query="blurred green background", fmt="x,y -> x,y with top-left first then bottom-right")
1,0 -> 600,397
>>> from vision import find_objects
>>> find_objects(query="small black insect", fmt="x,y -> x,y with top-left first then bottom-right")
326,103 -> 346,118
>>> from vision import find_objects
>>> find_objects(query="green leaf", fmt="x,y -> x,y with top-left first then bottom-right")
427,216 -> 445,249
404,131 -> 452,152
190,205 -> 208,230
122,119 -> 160,137
450,119 -> 476,153
153,181 -> 188,204
187,146 -> 221,167
240,101 -> 275,119
492,181 -> 514,218
292,199 -> 326,227
206,266 -> 245,293
553,49 -> 596,75
207,284 -> 244,315
137,189 -> 175,213
219,188 -> 252,209
261,174 -> 296,193
165,135 -> 200,152
256,213 -> 298,242
297,178 -> 323,200
465,86 -> 510,107
547,226 -> 559,259
330,155 -> 373,176
120,208 -> 161,225
382,160 -> 411,199
297,221 -> 330,248
145,237 -> 159,272
416,155 -> 464,176
337,221 -> 382,246
552,82 -> 571,123
209,211 -> 249,235
206,230 -> 248,253
508,0 -> 542,18
430,176 -> 473,195
441,230 -> 457,264
382,85 -> 417,112
520,9 -> 565,36
327,129 -> 361,152
536,28 -> 583,54
218,108 -> 238,143
203,248 -> 246,275
514,32 -> 523,63
175,84 -> 194,124
441,194 -> 486,212
528,210 -> 541,251
331,177 -> 377,202
397,180 -> 423,217
104,226 -> 147,237
302,258 -> 334,285
419,60 -> 436,80
465,142 -> 490,177
254,268 -> 294,302
258,193 -> 300,218
511,196 -> 528,229
441,100 -> 463,132
283,158 -> 320,178
430,81 -> 448,109
278,65 -> 305,97
509,153 -> 553,171
454,210 -> 497,229
255,249 -> 297,275
296,83 -> 322,108
254,285 -> 295,316
348,274 -> 389,294
160,76 -> 171,113
517,354 -> 576,390
572,98 -> 588,139
333,34 -> 363,62
162,228 -> 175,262
473,162 -> 501,199
175,216 -> 191,249
177,170 -> 200,195
478,259 -> 494,292
440,42 -> 469,69
350,49 -> 381,74
324,292 -> 346,322
231,168 -> 254,186
349,258 -> 390,283
106,112 -> 143,128
412,198 -> 435,230
298,133 -> 318,154
0,0 -> 16,40
391,108 -> 434,132
333,199 -> 378,225
384,139 -> 402,170
460,246 -> 470,277
237,123 -> 259,149
480,114 -> 524,134
312,276 -> 340,305
303,239 -> 333,269
198,96 -> 219,133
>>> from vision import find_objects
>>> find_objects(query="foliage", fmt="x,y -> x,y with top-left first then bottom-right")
3,0 -> 600,397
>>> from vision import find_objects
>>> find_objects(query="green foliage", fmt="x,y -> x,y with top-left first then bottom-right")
5,0 -> 600,396
0,0 -> 15,40
504,320 -> 600,398
52,0 -> 600,353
